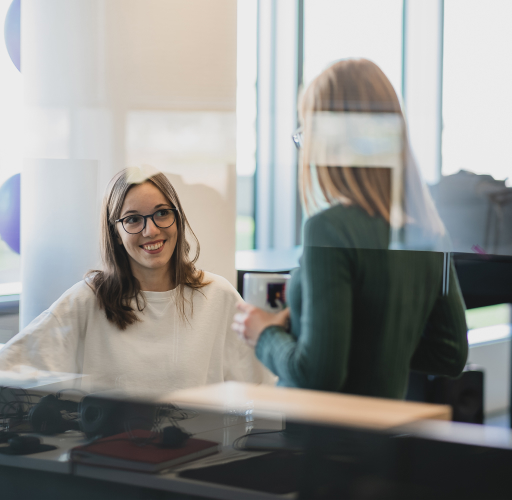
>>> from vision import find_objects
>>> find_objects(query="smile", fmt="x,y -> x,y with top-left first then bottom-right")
140,240 -> 166,253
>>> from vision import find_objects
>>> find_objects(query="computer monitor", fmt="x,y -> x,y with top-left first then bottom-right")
453,253 -> 512,309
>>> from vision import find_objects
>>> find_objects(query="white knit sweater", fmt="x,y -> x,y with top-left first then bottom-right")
0,271 -> 275,393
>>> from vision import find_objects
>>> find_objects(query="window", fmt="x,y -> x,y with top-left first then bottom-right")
236,0 -> 258,250
304,0 -> 403,94
440,0 -> 512,256
443,0 -> 512,184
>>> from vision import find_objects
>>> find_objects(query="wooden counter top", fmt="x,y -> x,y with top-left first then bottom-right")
164,382 -> 451,430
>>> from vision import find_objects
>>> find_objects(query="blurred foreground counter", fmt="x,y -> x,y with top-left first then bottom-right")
163,381 -> 452,429
4,378 -> 512,499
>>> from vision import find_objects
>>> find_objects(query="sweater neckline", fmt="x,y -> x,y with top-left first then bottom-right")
141,288 -> 178,302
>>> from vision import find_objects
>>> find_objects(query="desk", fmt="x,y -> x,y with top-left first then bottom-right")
0,382 -> 451,499
164,382 -> 452,429
1,410 -> 285,500
4,416 -> 512,500
74,411 -> 286,500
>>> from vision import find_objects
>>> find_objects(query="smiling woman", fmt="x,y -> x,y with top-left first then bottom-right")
0,167 -> 274,393
87,170 -> 209,330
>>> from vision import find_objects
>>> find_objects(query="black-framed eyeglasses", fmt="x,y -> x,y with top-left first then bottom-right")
292,127 -> 303,150
115,208 -> 178,234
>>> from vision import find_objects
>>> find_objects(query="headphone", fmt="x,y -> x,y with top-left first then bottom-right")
80,394 -> 158,438
26,392 -> 190,447
28,394 -> 80,435
161,425 -> 190,448
80,397 -> 190,446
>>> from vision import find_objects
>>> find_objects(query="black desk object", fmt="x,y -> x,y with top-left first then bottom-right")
299,421 -> 512,500
453,252 -> 512,309
406,366 -> 484,424
180,451 -> 301,495
236,249 -> 512,308
452,252 -> 512,428
235,247 -> 302,295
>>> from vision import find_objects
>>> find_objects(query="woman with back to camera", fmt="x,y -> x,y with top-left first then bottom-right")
233,58 -> 468,398
0,167 -> 273,392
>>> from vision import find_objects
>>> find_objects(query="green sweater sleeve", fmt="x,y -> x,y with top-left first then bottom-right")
410,261 -> 468,376
255,215 -> 354,390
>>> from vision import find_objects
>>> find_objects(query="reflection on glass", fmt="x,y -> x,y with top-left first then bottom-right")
126,111 -> 235,197
440,1 -> 512,257
125,110 -> 237,281
429,171 -> 512,256
304,109 -> 449,254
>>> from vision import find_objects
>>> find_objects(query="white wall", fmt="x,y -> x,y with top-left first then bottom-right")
21,0 -> 238,324
469,340 -> 510,416
20,159 -> 99,328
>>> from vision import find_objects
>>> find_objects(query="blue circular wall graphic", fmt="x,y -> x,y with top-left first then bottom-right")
4,0 -> 20,71
0,173 -> 21,254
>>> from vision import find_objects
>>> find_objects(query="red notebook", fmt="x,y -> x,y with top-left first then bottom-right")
71,430 -> 219,473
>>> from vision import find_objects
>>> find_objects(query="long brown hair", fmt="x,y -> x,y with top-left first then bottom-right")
86,167 -> 209,330
300,58 -> 404,221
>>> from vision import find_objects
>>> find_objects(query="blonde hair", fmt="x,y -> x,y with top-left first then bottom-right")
300,58 -> 404,221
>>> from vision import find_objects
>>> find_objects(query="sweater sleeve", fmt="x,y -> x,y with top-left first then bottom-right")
410,261 -> 468,377
221,285 -> 277,385
0,284 -> 88,379
256,215 -> 354,390
0,310 -> 81,379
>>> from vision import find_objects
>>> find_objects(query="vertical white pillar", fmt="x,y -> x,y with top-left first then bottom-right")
256,0 -> 300,250
273,0 -> 300,249
256,0 -> 276,250
403,0 -> 444,185
21,0 -> 238,308
20,159 -> 99,328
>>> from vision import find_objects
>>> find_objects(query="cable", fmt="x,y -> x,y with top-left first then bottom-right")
232,429 -> 286,451
156,404 -> 198,425
80,403 -> 196,449
0,386 -> 87,434
1,389 -> 194,443
0,386 -> 42,425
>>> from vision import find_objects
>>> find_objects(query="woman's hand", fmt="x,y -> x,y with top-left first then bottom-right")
232,303 -> 290,348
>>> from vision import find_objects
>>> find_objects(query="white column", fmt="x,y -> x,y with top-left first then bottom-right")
256,0 -> 276,250
20,159 -> 99,328
403,0 -> 444,185
256,0 -> 300,249
21,0 -> 238,308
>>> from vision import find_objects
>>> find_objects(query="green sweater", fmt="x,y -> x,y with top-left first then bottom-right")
255,204 -> 468,399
